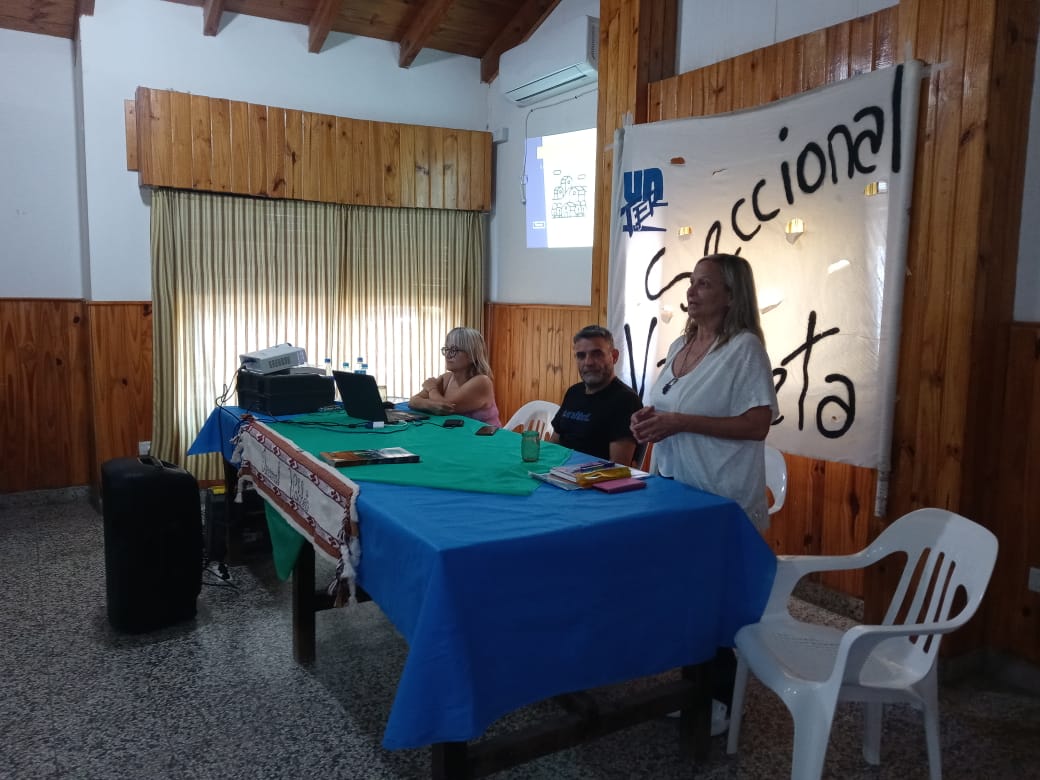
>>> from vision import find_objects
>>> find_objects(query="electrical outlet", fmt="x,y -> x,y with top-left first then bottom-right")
138,440 -> 151,456
1029,567 -> 1040,594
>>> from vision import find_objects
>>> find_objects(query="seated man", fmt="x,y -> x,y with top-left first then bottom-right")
551,325 -> 643,464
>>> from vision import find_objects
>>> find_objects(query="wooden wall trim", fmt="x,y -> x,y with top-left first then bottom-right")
485,302 -> 594,424
129,87 -> 492,212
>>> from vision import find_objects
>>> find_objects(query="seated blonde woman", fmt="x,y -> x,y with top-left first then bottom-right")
409,327 -> 501,427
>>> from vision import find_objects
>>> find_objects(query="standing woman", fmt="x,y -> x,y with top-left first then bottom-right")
630,253 -> 778,533
409,326 -> 502,427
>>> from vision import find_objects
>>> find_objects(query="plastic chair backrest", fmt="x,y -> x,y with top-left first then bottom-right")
870,508 -> 998,666
764,444 -> 787,514
503,400 -> 560,439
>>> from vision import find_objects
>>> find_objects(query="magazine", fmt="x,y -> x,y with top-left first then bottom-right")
319,447 -> 419,467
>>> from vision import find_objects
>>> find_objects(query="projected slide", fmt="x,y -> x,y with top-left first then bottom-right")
525,127 -> 596,248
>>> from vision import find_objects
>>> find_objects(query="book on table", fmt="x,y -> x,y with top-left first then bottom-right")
548,460 -> 634,487
529,471 -> 584,490
319,447 -> 420,467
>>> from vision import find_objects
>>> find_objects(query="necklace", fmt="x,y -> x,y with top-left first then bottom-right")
663,337 -> 716,395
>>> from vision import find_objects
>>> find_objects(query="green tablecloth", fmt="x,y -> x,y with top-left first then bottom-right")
266,410 -> 571,496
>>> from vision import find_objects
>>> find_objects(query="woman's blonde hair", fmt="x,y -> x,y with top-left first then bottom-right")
446,327 -> 494,379
684,253 -> 766,348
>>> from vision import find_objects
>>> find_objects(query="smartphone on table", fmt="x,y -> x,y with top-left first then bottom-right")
475,425 -> 498,436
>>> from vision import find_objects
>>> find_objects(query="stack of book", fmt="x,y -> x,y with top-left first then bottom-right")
550,460 -> 632,486
532,459 -> 647,491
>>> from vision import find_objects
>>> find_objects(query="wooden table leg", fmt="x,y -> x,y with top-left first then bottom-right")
679,662 -> 713,763
292,543 -> 316,664
431,741 -> 469,780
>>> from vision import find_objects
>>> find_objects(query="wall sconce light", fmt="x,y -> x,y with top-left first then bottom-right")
660,305 -> 675,324
864,180 -> 889,197
677,225 -> 693,237
758,288 -> 784,315
785,218 -> 805,243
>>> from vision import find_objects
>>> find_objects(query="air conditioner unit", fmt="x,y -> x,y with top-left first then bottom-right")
500,15 -> 599,106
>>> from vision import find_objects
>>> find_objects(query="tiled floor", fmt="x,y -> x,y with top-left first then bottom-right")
2,490 -> 1039,779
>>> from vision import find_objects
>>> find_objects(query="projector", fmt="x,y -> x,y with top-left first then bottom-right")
239,343 -> 307,375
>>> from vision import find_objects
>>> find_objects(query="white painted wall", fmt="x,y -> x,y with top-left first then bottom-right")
487,0 -> 600,306
77,0 -> 488,301
0,29 -> 83,298
679,0 -> 897,73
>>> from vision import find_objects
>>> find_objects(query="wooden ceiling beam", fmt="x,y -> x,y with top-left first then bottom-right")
479,0 -> 560,83
74,0 -> 95,40
202,0 -> 225,37
308,0 -> 340,53
398,0 -> 456,68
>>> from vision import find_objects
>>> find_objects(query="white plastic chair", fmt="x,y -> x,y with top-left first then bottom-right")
764,444 -> 788,515
503,400 -> 559,439
726,507 -> 998,780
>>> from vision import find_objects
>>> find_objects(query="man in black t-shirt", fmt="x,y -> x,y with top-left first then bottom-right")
550,325 -> 643,463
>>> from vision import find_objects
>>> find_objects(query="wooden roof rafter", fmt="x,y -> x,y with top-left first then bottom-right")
480,0 -> 561,84
308,0 -> 341,53
202,0 -> 224,37
399,0 -> 457,68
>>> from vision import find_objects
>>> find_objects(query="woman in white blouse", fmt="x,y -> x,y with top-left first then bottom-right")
631,252 -> 779,734
630,252 -> 778,533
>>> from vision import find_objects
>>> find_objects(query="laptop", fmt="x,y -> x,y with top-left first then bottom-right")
332,370 -> 429,423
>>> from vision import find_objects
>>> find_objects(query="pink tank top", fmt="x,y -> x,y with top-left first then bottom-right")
468,401 -> 501,428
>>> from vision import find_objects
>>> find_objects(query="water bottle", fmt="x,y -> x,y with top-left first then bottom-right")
323,357 -> 332,376
354,356 -> 366,374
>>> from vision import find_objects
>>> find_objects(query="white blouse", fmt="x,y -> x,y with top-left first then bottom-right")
647,331 -> 779,532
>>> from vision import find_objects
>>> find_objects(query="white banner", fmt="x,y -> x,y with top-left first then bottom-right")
608,63 -> 921,470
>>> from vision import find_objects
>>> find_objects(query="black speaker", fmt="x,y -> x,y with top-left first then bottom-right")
102,456 -> 202,633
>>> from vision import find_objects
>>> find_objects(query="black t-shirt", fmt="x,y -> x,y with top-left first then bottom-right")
552,377 -> 643,460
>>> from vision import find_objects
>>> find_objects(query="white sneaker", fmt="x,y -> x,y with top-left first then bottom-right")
665,698 -> 730,736
203,560 -> 234,585
710,699 -> 730,736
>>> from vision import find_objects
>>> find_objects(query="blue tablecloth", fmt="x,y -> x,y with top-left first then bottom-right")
188,406 -> 777,750
187,405 -> 290,462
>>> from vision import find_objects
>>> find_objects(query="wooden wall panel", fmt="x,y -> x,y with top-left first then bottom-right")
267,106 -> 287,199
0,299 -> 91,492
170,91 -> 193,190
485,303 -> 595,425
130,87 -> 492,212
988,324 -> 1040,663
189,93 -> 212,191
87,303 -> 153,481
962,0 -> 1039,557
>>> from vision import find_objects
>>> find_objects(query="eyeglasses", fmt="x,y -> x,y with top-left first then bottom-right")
440,345 -> 462,359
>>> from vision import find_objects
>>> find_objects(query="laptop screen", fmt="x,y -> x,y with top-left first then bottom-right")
332,371 -> 387,422
332,371 -> 429,423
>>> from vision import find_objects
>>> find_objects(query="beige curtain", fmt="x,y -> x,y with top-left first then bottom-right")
345,205 -> 485,400
151,189 -> 486,480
